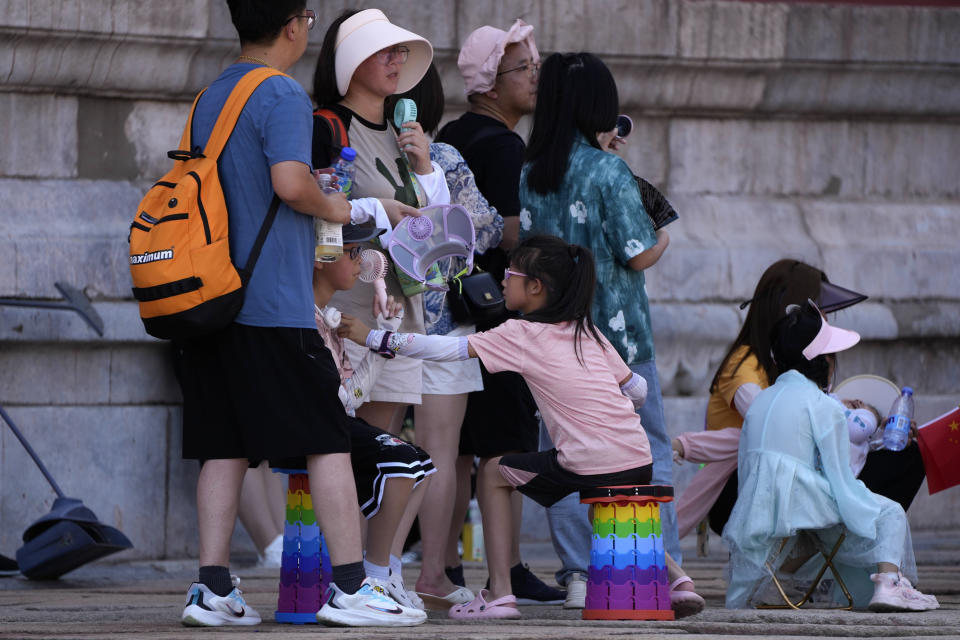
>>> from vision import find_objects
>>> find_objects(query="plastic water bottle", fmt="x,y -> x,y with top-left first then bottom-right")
314,173 -> 342,262
882,387 -> 914,451
332,146 -> 357,198
461,498 -> 484,563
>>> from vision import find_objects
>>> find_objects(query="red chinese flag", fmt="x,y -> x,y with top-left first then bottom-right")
917,406 -> 960,495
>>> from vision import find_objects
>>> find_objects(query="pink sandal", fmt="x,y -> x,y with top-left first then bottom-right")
448,589 -> 521,620
670,576 -> 705,618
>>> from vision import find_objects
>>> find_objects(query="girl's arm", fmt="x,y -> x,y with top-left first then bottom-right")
674,428 -> 741,464
618,372 -> 648,408
338,314 -> 477,361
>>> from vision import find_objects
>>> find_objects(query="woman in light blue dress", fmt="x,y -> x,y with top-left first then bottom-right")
724,301 -> 938,612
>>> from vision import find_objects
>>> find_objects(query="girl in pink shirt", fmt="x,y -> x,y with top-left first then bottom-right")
339,234 -> 703,619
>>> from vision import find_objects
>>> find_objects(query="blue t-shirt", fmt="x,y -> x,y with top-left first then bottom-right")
191,63 -> 315,328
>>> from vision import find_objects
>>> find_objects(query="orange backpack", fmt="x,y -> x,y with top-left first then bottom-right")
129,67 -> 285,339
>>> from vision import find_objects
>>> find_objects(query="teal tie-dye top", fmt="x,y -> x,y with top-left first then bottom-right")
518,133 -> 658,364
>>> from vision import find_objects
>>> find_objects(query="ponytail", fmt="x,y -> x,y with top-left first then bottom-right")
512,235 -> 604,365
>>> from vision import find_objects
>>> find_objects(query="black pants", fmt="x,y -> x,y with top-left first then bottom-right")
708,444 -> 926,536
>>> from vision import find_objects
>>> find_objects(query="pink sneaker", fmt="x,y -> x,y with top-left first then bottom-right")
868,572 -> 939,612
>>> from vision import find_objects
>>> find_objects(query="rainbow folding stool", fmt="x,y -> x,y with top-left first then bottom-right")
274,472 -> 332,624
579,485 -> 675,621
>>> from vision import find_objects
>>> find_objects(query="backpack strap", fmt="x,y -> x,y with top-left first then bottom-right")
238,194 -> 281,286
314,107 -> 350,151
203,67 -> 289,159
171,89 -> 207,159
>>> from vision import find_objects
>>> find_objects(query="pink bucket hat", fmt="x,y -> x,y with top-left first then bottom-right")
334,9 -> 433,97
457,19 -> 539,95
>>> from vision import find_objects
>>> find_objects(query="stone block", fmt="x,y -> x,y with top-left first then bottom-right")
534,0 -> 677,57
0,405 -> 168,560
164,406 -> 198,559
108,345 -> 182,405
15,237 -> 132,301
669,119 -> 868,196
78,98 -> 138,181
454,0 -> 541,50
840,341 -> 960,397
0,0 -> 210,37
0,94 -> 77,179
784,3 -> 960,65
804,201 -> 960,299
652,304 -> 743,396
862,122 -> 960,199
0,178 -> 144,298
0,345 -> 111,405
678,0 -> 787,60
647,195 -> 821,302
125,101 -> 192,180
0,301 -> 158,343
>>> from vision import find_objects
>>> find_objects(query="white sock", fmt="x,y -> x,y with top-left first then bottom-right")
363,559 -> 390,581
389,555 -> 403,577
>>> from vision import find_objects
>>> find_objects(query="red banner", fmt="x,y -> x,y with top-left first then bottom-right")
917,406 -> 960,495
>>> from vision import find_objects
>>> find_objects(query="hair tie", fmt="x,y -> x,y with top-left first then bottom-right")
568,244 -> 580,263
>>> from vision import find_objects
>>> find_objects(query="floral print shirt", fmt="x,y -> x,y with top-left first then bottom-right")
424,142 -> 504,335
518,133 -> 658,364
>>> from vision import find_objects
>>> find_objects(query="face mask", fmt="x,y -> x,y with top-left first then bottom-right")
846,408 -> 878,445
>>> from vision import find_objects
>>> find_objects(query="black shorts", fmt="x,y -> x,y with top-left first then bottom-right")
499,449 -> 653,508
459,363 -> 539,457
349,419 -> 435,518
271,417 -> 436,518
174,323 -> 351,462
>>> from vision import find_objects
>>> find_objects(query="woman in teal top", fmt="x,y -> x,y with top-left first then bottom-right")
518,52 -> 685,601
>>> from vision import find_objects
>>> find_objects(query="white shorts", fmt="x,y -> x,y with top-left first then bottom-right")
421,324 -> 483,395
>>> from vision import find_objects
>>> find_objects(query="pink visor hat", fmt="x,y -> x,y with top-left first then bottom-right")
457,19 -> 539,95
785,300 -> 861,360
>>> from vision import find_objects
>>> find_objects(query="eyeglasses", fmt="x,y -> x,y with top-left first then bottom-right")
347,246 -> 363,260
375,45 -> 410,65
284,9 -> 316,30
504,269 -> 528,281
496,61 -> 540,80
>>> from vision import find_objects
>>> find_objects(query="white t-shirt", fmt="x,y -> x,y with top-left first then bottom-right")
468,319 -> 652,475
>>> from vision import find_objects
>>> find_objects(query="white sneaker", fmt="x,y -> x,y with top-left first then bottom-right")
868,572 -> 939,612
563,573 -> 587,609
255,534 -> 284,569
181,576 -> 261,626
380,572 -> 424,610
316,578 -> 427,627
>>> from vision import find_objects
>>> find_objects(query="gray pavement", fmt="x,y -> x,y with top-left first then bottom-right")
1,532 -> 957,639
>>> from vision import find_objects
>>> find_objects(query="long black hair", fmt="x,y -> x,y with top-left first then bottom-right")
709,259 -> 828,394
524,52 -> 619,195
510,235 -> 604,364
312,9 -> 360,106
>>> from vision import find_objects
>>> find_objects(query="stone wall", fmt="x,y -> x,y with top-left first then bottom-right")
1,1 -> 958,560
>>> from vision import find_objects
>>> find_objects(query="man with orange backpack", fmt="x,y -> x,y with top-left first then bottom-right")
172,0 -> 424,628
